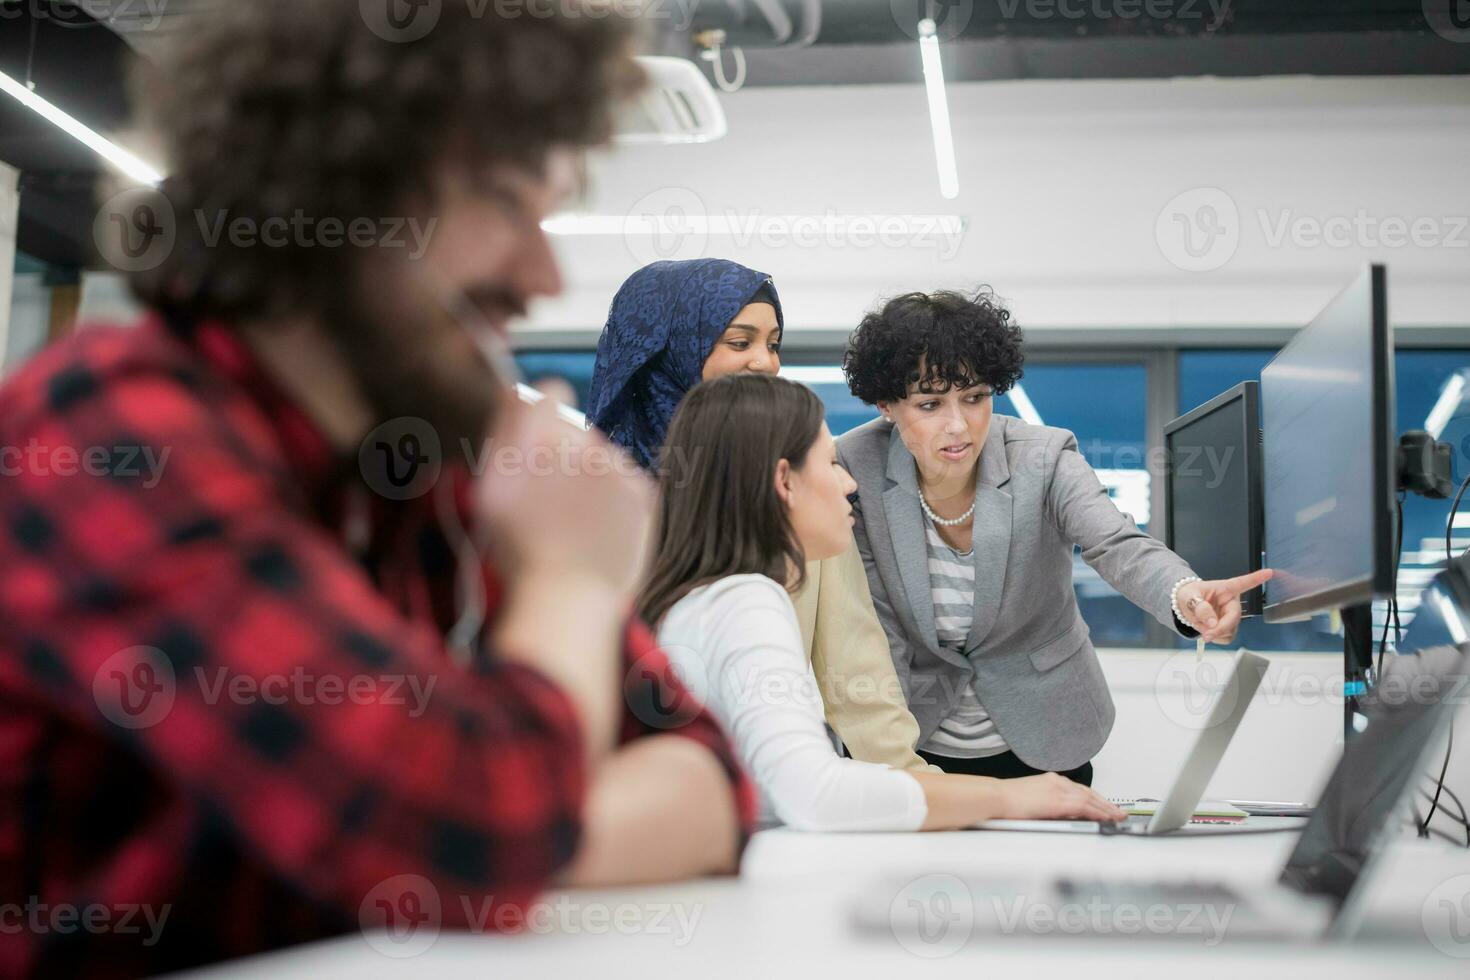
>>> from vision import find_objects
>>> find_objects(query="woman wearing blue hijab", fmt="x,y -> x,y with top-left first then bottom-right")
589,259 -> 784,470
590,258 -> 936,776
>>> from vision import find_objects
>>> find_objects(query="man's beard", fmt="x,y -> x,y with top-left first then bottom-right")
325,287 -> 500,470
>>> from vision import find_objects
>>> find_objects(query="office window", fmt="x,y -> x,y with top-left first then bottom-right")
517,344 -> 1470,653
1022,363 -> 1151,647
785,370 -> 878,437
1395,351 -> 1470,645
1177,350 -> 1277,418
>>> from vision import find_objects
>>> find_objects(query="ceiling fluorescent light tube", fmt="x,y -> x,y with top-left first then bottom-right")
543,213 -> 963,237
1006,383 -> 1043,426
1424,371 -> 1467,439
0,69 -> 163,186
917,19 -> 959,200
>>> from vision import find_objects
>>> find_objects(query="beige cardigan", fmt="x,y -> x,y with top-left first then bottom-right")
790,543 -> 937,773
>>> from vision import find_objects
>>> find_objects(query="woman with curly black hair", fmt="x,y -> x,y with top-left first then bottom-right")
838,289 -> 1272,785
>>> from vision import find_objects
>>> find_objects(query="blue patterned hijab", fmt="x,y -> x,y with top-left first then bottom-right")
588,259 -> 783,471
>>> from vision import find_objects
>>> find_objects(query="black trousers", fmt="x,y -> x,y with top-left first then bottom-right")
917,748 -> 1094,787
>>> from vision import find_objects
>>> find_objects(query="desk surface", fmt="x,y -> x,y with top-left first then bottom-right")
183,819 -> 1470,978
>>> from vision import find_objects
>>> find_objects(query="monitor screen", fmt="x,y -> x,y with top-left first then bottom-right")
1261,265 -> 1395,621
1165,382 -> 1264,616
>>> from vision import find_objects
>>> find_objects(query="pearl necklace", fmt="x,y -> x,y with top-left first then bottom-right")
919,491 -> 975,527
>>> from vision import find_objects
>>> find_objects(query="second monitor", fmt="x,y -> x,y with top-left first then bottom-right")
1165,381 -> 1265,617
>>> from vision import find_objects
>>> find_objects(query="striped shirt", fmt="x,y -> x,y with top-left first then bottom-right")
919,522 -> 1010,759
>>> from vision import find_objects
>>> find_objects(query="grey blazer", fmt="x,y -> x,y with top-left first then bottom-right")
836,414 -> 1197,772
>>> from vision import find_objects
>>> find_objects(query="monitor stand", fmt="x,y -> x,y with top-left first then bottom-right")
1344,431 -> 1457,740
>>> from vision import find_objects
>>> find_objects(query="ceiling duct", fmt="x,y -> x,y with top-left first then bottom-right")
689,0 -> 823,49
617,55 -> 728,144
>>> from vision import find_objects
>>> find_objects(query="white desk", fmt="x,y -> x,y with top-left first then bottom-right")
184,820 -> 1470,978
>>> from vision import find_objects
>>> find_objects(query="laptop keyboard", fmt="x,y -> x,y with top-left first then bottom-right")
1056,877 -> 1242,905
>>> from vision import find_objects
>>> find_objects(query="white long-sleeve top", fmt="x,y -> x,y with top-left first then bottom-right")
657,574 -> 928,832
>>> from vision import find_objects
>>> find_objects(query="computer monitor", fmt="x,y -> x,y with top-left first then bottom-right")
1261,264 -> 1396,623
1164,381 -> 1265,617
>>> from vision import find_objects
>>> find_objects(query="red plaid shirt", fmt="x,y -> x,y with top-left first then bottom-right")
0,317 -> 756,978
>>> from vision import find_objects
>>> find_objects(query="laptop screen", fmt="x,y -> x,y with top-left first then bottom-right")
1278,563 -> 1470,906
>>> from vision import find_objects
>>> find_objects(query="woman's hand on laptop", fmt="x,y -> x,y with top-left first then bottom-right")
996,773 -> 1128,823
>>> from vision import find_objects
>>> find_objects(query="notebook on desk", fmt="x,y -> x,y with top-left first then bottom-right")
1113,798 -> 1250,823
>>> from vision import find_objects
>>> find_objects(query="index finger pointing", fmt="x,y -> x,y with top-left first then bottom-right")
1222,568 -> 1274,593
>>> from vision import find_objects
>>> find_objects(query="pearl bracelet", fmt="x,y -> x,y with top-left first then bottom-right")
1170,576 -> 1203,630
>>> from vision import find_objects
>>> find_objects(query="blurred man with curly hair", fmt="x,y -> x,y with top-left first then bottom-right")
0,3 -> 755,976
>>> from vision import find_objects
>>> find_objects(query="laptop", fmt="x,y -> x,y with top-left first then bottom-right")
865,557 -> 1470,944
976,649 -> 1269,836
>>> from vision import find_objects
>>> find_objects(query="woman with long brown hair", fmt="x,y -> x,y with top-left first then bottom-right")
590,258 -> 931,774
639,374 -> 1127,831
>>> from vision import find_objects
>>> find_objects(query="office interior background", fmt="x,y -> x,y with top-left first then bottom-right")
2,2 -> 1468,816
